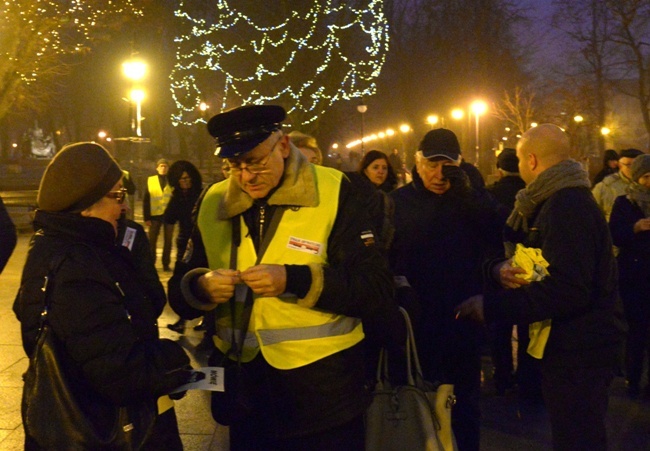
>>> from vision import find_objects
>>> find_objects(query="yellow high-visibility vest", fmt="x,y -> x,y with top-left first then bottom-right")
197,165 -> 364,369
147,175 -> 172,216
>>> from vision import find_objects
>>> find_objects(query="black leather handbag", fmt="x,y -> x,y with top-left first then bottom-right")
21,251 -> 156,450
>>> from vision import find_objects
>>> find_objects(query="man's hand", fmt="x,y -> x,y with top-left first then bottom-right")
240,264 -> 287,297
455,295 -> 485,323
493,259 -> 530,289
197,269 -> 241,304
634,218 -> 650,233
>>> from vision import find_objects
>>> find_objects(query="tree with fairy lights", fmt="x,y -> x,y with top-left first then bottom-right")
170,1 -> 389,128
0,0 -> 140,121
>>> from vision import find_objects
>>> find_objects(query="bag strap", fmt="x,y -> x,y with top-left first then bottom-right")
228,207 -> 286,362
375,307 -> 424,388
38,250 -> 71,329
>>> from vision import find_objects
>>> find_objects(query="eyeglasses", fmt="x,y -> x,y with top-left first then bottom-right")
105,187 -> 128,204
228,136 -> 282,175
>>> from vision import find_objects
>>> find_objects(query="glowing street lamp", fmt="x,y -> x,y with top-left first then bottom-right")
122,60 -> 147,81
122,59 -> 147,137
451,109 -> 464,121
471,100 -> 488,164
601,127 -> 611,136
427,115 -> 439,129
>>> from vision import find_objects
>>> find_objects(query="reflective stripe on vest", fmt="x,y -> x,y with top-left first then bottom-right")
215,315 -> 361,347
198,165 -> 365,369
147,175 -> 172,216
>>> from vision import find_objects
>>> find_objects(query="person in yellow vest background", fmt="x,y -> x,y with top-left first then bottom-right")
167,104 -> 400,450
143,158 -> 173,271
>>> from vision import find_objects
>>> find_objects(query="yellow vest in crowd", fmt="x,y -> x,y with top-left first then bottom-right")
147,175 -> 172,216
197,165 -> 364,370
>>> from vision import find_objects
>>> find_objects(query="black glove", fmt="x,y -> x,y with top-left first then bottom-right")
442,165 -> 471,194
166,366 -> 206,400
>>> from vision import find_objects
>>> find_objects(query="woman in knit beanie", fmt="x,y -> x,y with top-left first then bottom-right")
15,142 -> 193,449
609,152 -> 650,399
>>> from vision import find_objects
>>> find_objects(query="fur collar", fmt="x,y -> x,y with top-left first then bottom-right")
218,143 -> 319,219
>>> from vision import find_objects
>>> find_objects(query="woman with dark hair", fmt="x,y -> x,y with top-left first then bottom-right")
358,150 -> 398,193
164,160 -> 203,261
164,160 -> 203,333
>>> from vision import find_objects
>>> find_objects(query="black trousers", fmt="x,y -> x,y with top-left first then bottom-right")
148,218 -> 174,268
541,365 -> 614,451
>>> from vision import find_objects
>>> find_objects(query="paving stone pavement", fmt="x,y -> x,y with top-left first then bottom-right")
1,231 -> 649,450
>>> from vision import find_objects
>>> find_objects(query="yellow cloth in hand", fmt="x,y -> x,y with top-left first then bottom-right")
157,395 -> 174,415
511,244 -> 551,359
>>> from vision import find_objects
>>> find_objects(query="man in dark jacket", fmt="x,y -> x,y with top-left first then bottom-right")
389,128 -> 505,451
0,195 -> 17,274
487,148 -> 526,211
457,124 -> 626,450
171,105 -> 396,450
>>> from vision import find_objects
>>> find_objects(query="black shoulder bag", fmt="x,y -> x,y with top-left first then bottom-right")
210,208 -> 285,426
21,251 -> 156,450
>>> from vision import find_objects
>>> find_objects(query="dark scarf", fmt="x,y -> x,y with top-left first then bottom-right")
505,159 -> 590,255
627,183 -> 650,218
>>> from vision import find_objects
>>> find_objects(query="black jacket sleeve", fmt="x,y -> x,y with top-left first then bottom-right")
0,196 -> 17,274
484,189 -> 615,324
314,177 -> 396,322
143,183 -> 152,222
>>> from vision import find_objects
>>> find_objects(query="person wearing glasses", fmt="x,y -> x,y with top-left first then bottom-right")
171,105 -> 396,450
592,148 -> 644,221
14,142 -> 195,449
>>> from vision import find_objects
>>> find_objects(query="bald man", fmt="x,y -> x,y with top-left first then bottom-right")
457,124 -> 626,450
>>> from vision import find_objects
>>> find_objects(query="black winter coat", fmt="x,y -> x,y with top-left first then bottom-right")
0,195 -> 17,274
486,175 -> 526,211
485,187 -> 626,368
163,188 -> 200,258
389,168 -> 506,382
14,211 -> 190,409
610,195 -> 650,310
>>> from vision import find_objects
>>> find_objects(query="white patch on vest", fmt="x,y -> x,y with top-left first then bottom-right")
287,236 -> 322,255
360,229 -> 375,246
121,227 -> 137,251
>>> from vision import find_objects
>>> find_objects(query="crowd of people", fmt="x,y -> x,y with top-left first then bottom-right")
4,103 -> 650,450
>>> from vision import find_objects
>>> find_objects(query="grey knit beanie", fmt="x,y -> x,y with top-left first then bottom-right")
631,154 -> 650,182
38,142 -> 123,212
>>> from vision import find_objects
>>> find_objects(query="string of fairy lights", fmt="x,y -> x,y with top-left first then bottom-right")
2,0 -> 141,87
169,0 -> 389,127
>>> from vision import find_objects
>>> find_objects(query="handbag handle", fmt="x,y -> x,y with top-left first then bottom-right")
375,307 -> 424,388
37,251 -> 71,329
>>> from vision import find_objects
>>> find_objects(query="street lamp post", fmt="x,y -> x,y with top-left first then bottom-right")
470,100 -> 487,165
130,89 -> 145,137
122,59 -> 147,137
357,101 -> 368,155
